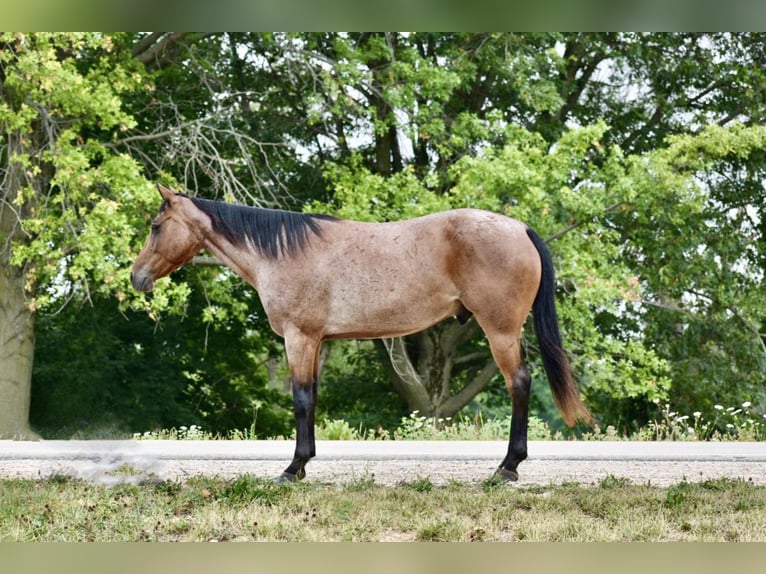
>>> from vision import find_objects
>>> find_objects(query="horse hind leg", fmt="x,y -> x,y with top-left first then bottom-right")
482,328 -> 531,482
496,363 -> 531,482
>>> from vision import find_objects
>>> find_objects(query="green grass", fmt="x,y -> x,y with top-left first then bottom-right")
131,400 -> 766,443
2,474 -> 765,541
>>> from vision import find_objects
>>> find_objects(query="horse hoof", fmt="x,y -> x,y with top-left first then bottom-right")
276,472 -> 298,484
493,467 -> 519,482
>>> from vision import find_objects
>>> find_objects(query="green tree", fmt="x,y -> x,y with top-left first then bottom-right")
8,33 -> 765,439
299,33 -> 766,427
32,268 -> 293,438
113,32 -> 766,430
0,33 -> 183,438
1,33 -> 304,438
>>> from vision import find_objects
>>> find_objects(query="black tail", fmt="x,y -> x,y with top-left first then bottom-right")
526,228 -> 592,427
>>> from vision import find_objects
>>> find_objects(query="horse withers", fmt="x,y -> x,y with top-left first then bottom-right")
131,184 -> 592,483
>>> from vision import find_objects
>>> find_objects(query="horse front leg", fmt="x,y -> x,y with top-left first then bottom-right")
308,378 -> 318,458
278,331 -> 322,483
279,379 -> 315,482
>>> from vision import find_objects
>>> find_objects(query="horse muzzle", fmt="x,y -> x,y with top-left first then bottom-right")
130,270 -> 155,292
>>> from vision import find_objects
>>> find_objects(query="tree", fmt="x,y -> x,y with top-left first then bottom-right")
1,32 -> 306,438
0,33 -> 170,438
115,32 -> 766,429
298,33 -> 766,426
115,32 -> 766,431
7,33 -> 765,438
31,272 -> 293,438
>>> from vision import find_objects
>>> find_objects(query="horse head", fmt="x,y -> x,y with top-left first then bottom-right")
130,184 -> 204,292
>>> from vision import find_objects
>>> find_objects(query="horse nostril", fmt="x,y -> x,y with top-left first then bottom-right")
130,270 -> 143,291
130,270 -> 154,292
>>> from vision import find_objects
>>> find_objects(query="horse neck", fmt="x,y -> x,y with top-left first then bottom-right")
200,232 -> 265,291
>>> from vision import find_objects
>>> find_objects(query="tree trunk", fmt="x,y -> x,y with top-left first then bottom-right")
0,139 -> 38,438
375,318 -> 500,419
0,250 -> 38,439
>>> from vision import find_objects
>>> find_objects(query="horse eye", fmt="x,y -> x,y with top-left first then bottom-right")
151,222 -> 161,233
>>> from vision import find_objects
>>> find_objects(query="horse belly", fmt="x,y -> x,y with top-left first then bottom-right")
323,271 -> 459,339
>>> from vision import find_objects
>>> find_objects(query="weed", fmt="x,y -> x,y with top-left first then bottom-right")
217,475 -> 290,506
135,425 -> 211,441
135,398 -> 764,443
415,519 -> 455,542
480,474 -> 507,493
316,419 -> 360,440
698,477 -> 740,491
599,474 -> 632,489
341,474 -> 376,492
665,480 -> 694,510
636,400 -> 766,442
407,476 -> 434,493
390,411 -> 553,441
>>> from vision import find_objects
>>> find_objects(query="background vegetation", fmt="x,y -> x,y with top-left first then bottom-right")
1,33 -> 764,439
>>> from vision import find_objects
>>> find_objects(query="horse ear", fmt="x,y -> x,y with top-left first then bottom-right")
157,183 -> 177,202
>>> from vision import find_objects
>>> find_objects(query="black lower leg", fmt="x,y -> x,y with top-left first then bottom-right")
308,379 -> 318,458
496,365 -> 531,482
280,380 -> 315,482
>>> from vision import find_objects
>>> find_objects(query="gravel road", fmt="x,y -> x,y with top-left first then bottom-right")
2,440 -> 765,487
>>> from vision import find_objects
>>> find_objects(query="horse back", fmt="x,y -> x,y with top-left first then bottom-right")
256,208 -> 541,340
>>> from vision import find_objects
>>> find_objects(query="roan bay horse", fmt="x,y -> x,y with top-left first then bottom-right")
131,184 -> 592,483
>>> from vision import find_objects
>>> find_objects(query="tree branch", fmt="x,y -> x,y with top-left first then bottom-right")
545,200 -> 626,243
453,350 -> 491,366
191,256 -> 223,266
374,338 -> 432,413
439,359 -> 499,417
132,33 -> 218,71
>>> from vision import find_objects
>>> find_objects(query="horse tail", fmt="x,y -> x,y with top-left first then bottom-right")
526,228 -> 593,427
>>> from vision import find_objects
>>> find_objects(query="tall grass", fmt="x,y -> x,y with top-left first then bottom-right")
135,401 -> 766,442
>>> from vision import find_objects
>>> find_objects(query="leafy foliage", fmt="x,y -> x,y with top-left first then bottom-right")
2,33 -> 765,437
318,340 -> 408,432
0,33 -> 189,317
31,278 -> 292,438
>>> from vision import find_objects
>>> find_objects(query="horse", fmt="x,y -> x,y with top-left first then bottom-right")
131,184 -> 592,483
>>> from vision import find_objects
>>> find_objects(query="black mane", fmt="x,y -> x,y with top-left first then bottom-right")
187,196 -> 336,259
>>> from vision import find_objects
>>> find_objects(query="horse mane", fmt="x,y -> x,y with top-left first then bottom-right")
186,195 -> 336,259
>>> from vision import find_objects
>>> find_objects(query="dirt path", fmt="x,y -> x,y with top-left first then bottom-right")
2,440 -> 765,487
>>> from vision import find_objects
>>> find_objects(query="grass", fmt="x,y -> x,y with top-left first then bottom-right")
2,474 -> 765,541
131,400 -> 766,443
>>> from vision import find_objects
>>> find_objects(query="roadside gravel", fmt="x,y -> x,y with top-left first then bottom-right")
2,440 -> 765,487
